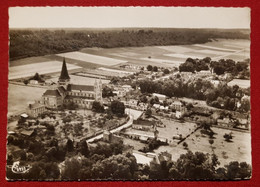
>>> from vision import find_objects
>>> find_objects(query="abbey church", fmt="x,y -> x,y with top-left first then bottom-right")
42,58 -> 102,109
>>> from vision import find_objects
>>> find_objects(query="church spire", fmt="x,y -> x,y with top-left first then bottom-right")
59,58 -> 70,81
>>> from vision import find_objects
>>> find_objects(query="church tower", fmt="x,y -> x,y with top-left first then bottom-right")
94,79 -> 102,103
58,58 -> 70,89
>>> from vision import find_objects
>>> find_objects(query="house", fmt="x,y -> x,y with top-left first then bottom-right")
217,118 -> 232,127
152,93 -> 166,102
210,80 -> 220,87
42,58 -> 102,109
103,130 -> 123,143
122,85 -> 133,92
170,100 -> 184,111
197,70 -> 212,76
20,129 -> 35,137
150,151 -> 172,168
132,118 -> 156,131
26,101 -> 46,118
113,89 -> 126,98
29,80 -> 38,85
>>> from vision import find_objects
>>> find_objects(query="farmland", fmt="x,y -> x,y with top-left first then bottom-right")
9,60 -> 81,80
9,39 -> 250,82
80,39 -> 250,68
8,84 -> 46,117
56,51 -> 127,66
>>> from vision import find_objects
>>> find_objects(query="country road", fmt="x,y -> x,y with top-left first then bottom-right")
86,108 -> 143,143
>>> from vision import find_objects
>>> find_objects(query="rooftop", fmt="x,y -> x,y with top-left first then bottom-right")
67,84 -> 94,92
59,58 -> 70,80
43,89 -> 61,97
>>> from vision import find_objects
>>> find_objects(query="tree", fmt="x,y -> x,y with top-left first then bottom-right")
153,66 -> 158,72
78,139 -> 89,157
145,108 -> 152,118
183,142 -> 188,149
111,100 -> 125,116
224,133 -> 233,142
23,79 -> 29,85
169,151 -> 219,180
92,101 -> 104,113
62,157 -> 81,180
163,68 -> 170,74
91,154 -> 137,179
224,161 -> 251,179
213,65 -> 225,75
66,139 -> 74,152
102,86 -> 114,98
147,65 -> 153,71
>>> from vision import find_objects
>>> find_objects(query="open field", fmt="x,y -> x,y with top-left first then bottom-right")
9,39 -> 250,76
228,79 -> 250,89
57,51 -> 127,66
80,39 -> 250,68
8,84 -> 46,117
183,127 -> 251,167
9,56 -> 53,67
152,118 -> 251,167
9,61 -> 81,80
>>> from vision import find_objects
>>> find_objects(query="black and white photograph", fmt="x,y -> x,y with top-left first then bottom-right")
7,7 -> 251,180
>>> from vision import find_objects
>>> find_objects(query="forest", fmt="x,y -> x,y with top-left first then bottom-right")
9,28 -> 249,61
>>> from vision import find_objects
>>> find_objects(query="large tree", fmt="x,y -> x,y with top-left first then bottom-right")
111,100 -> 125,116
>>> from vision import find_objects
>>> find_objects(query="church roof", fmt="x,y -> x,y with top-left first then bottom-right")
59,58 -> 70,80
57,86 -> 66,94
43,90 -> 61,97
67,84 -> 94,92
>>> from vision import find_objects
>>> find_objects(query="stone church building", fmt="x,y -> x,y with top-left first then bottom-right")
42,58 -> 102,109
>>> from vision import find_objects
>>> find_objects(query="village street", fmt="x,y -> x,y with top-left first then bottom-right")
86,108 -> 143,143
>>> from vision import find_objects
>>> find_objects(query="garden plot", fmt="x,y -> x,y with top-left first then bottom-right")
9,61 -> 81,80
57,51 -> 127,66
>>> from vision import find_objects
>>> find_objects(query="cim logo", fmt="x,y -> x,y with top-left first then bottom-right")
11,161 -> 32,174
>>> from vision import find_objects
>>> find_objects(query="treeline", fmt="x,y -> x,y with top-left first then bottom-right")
179,57 -> 250,79
10,28 -> 249,60
138,77 -> 250,112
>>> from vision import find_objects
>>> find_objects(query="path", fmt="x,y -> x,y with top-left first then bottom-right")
86,108 -> 143,143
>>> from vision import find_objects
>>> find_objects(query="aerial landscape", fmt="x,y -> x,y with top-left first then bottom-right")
7,7 -> 251,180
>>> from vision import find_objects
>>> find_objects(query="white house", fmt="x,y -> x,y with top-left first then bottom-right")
152,93 -> 166,102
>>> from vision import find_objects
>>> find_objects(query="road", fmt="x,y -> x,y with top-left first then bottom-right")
153,71 -> 178,81
86,108 -> 143,143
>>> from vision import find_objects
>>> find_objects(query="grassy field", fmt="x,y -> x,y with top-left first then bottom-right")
8,84 -> 46,117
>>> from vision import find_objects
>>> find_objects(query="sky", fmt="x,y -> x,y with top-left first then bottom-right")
9,7 -> 250,29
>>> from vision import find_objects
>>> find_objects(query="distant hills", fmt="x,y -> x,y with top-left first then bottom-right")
9,28 -> 250,61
